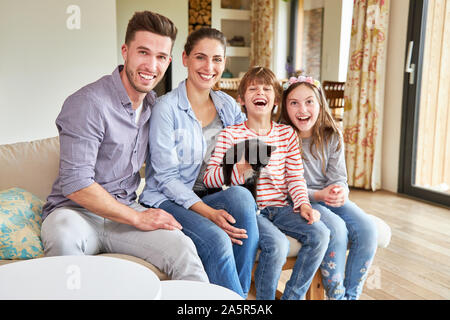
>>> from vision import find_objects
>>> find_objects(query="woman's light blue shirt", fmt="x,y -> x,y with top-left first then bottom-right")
139,80 -> 245,209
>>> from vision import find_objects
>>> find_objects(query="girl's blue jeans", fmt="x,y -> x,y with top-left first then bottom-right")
159,186 -> 259,298
312,200 -> 378,300
254,205 -> 330,300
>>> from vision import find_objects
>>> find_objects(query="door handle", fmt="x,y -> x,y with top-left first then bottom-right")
405,41 -> 416,85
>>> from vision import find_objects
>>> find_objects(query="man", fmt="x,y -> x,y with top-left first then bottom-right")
41,11 -> 208,282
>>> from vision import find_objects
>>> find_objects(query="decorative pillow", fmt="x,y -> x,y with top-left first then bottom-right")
0,187 -> 45,259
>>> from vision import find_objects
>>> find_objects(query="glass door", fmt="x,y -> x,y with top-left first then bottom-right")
399,0 -> 450,208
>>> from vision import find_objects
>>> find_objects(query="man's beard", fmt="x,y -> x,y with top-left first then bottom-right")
125,65 -> 154,94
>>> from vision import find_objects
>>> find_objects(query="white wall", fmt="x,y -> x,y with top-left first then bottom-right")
321,0 -> 342,81
339,0 -> 353,81
381,0 -> 410,192
0,0 -> 117,144
116,0 -> 188,89
321,0 -> 353,82
273,0 -> 290,79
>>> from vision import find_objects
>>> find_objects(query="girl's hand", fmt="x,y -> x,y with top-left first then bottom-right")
298,204 -> 321,224
324,185 -> 347,207
314,185 -> 347,207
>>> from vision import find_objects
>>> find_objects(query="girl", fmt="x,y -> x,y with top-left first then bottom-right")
139,28 -> 259,298
280,76 -> 378,300
204,67 -> 330,300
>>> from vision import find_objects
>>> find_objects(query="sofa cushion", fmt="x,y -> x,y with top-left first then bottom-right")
0,188 -> 44,259
0,137 -> 59,201
370,214 -> 391,248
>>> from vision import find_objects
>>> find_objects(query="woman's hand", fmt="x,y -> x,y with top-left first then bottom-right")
189,201 -> 248,245
208,209 -> 248,245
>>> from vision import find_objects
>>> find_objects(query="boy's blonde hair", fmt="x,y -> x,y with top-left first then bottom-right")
237,66 -> 283,114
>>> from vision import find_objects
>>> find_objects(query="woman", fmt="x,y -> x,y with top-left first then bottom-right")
139,28 -> 259,298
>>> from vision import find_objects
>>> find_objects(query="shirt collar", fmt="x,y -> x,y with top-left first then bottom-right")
177,79 -> 190,111
177,79 -> 225,114
112,65 -> 131,107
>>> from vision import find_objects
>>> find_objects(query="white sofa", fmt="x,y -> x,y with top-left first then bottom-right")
0,136 -> 391,297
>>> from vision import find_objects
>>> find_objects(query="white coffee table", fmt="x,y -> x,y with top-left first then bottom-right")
160,280 -> 243,300
0,255 -> 161,300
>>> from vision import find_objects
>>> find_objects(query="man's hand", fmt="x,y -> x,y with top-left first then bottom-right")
67,183 -> 182,231
133,208 -> 182,231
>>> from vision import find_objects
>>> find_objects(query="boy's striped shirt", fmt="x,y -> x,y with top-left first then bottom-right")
203,121 -> 310,210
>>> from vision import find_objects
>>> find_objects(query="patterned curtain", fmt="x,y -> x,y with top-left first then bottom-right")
250,0 -> 274,68
343,0 -> 390,191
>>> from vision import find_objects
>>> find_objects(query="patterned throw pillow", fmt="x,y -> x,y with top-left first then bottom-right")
0,188 -> 44,259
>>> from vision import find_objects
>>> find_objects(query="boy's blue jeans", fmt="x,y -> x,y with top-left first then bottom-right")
254,205 -> 330,300
159,186 -> 259,298
312,200 -> 378,300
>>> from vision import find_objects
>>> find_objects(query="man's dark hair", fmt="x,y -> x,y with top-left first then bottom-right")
125,11 -> 177,46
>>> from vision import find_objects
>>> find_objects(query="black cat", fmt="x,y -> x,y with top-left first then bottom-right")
222,139 -> 277,200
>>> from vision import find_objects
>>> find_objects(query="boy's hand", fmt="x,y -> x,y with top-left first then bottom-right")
298,204 -> 320,224
235,156 -> 253,178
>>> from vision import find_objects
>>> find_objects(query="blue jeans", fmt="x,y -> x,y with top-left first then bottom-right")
254,205 -> 330,300
313,200 -> 378,300
159,186 -> 259,298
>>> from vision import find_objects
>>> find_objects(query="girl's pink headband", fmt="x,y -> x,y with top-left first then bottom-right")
282,75 -> 321,91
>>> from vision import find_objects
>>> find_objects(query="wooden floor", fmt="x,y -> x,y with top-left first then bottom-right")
249,189 -> 450,300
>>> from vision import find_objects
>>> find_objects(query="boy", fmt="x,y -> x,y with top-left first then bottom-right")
203,66 -> 329,299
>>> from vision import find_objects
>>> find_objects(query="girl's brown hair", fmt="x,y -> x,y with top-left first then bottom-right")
280,81 -> 342,173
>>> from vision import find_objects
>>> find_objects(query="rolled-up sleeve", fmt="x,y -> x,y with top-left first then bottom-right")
56,93 -> 104,196
147,101 -> 201,209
